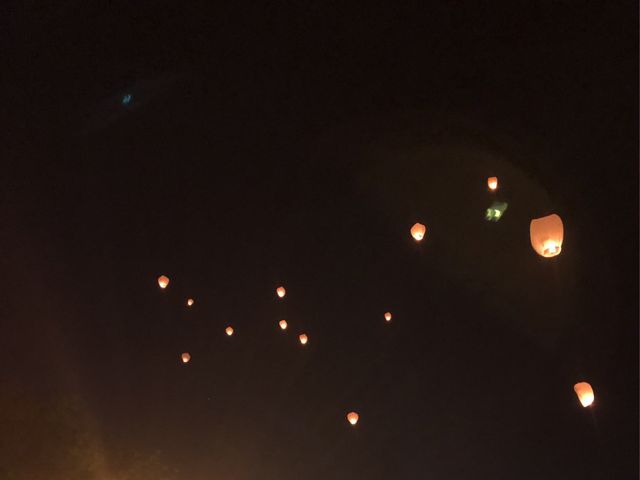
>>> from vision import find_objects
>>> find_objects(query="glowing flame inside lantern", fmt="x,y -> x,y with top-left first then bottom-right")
384,312 -> 392,322
181,353 -> 190,364
158,275 -> 170,289
542,240 -> 561,257
487,176 -> 498,190
574,382 -> 594,407
410,223 -> 426,241
299,333 -> 308,345
187,298 -> 194,306
347,411 -> 359,425
276,286 -> 286,298
279,320 -> 288,330
225,326 -> 234,336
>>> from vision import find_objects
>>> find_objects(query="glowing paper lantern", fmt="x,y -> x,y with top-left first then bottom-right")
181,353 -> 191,364
384,312 -> 392,322
279,319 -> 288,330
186,298 -> 194,307
225,326 -> 234,336
276,286 -> 286,298
574,382 -> 594,407
485,201 -> 508,222
487,176 -> 498,190
347,411 -> 359,425
530,214 -> 564,258
410,223 -> 426,241
157,275 -> 170,289
299,333 -> 308,345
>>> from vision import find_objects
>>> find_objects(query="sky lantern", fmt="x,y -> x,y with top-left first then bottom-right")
225,326 -> 234,336
384,312 -> 392,322
279,319 -> 288,330
186,298 -> 194,307
530,214 -> 564,258
410,222 -> 426,241
157,275 -> 170,289
487,176 -> 498,190
181,352 -> 190,364
574,382 -> 595,407
347,411 -> 359,425
299,333 -> 308,345
485,201 -> 508,222
276,286 -> 286,298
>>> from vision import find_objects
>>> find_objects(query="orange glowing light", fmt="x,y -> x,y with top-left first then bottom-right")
276,286 -> 286,298
225,326 -> 234,336
279,319 -> 288,330
487,176 -> 498,190
384,312 -> 392,322
574,382 -> 595,407
530,214 -> 564,258
181,352 -> 191,364
347,411 -> 359,425
157,275 -> 170,289
186,298 -> 194,307
410,223 -> 426,241
299,333 -> 308,345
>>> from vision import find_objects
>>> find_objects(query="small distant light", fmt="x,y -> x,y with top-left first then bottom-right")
485,202 -> 508,222
299,333 -> 308,345
187,298 -> 194,307
279,319 -> 288,330
121,93 -> 132,105
487,176 -> 498,191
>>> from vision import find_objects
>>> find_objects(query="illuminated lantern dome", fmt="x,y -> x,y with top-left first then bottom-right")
279,319 -> 288,330
384,312 -> 392,322
410,223 -> 426,241
181,352 -> 191,364
157,275 -> 170,289
186,298 -> 194,307
276,286 -> 286,298
347,411 -> 359,425
530,214 -> 564,258
299,333 -> 308,345
487,176 -> 498,191
574,382 -> 595,407
225,326 -> 234,336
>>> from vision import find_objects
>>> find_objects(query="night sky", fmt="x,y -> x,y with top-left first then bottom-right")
2,2 -> 638,479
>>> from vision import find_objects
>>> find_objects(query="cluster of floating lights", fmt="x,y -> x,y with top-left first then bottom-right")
157,174 -> 586,428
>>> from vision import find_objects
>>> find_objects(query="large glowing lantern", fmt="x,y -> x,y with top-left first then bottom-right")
279,319 -> 288,330
487,176 -> 498,191
384,312 -> 392,322
410,223 -> 426,241
299,333 -> 308,345
225,326 -> 234,336
347,411 -> 359,425
574,382 -> 594,407
530,214 -> 564,258
186,298 -> 194,307
181,352 -> 191,364
276,286 -> 286,298
157,275 -> 170,289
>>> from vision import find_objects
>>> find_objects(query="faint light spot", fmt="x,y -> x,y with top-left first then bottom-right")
121,93 -> 132,105
485,201 -> 508,222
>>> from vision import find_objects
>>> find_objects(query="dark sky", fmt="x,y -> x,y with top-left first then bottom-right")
2,2 -> 638,479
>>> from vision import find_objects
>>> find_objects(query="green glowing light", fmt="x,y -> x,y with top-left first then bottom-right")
485,201 -> 508,222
